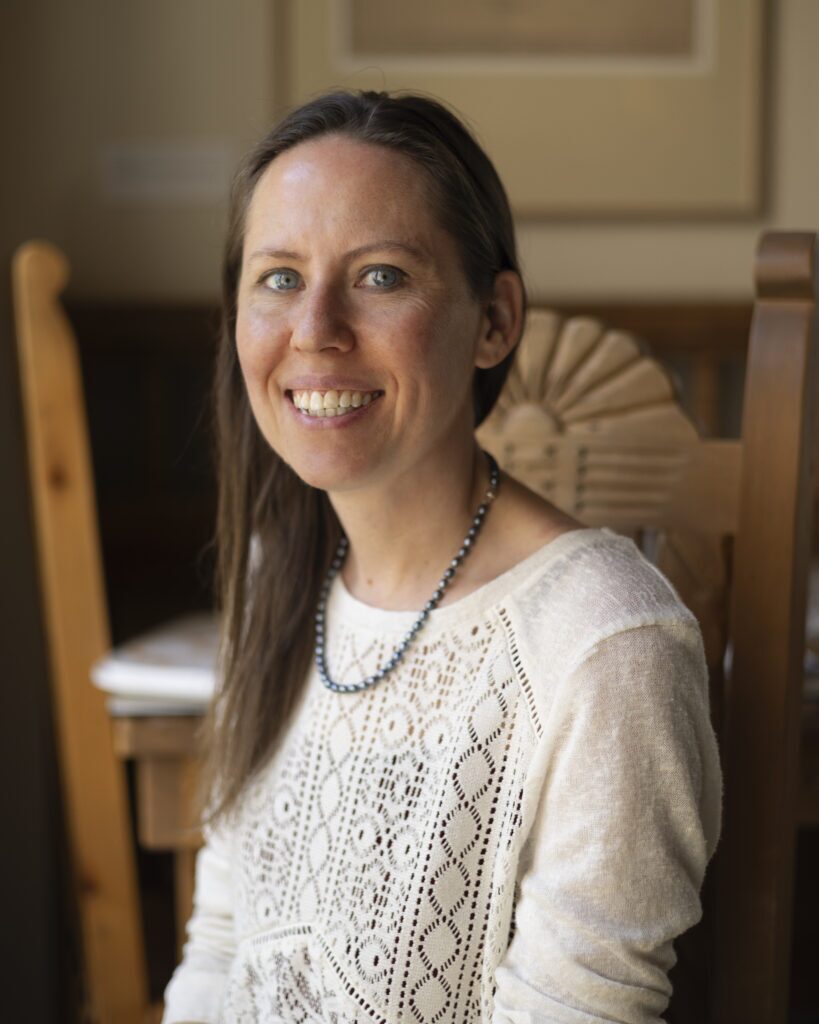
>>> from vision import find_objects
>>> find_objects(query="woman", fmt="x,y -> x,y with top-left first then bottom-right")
163,90 -> 721,1023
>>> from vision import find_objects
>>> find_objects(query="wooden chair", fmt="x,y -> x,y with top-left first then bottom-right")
11,240 -> 213,1024
476,231 -> 819,1023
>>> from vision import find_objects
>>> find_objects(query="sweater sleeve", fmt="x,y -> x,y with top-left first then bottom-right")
491,621 -> 722,1024
162,819 -> 237,1024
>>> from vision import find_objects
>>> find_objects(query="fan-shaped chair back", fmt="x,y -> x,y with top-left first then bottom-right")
477,308 -> 734,687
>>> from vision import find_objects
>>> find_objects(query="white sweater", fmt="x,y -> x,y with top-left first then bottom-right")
163,526 -> 722,1023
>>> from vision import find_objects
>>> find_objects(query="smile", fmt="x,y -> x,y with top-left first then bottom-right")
288,389 -> 382,418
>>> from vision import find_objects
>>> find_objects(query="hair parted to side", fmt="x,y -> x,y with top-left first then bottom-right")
201,89 -> 527,826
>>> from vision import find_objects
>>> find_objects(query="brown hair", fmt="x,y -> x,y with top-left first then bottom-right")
202,89 -> 527,825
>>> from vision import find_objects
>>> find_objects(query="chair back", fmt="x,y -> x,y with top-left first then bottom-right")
12,240 -> 149,1024
477,231 -> 819,1023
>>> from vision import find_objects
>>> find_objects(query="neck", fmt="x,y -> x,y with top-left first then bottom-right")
329,435 -> 491,611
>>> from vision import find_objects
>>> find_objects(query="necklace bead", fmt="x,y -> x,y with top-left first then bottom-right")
316,451 -> 500,694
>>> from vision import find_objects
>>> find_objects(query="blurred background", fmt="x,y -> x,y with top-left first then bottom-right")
2,0 -> 819,1019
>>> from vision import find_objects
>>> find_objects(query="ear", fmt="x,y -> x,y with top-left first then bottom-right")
474,270 -> 525,370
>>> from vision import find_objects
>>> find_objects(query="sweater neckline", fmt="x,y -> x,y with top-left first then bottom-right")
326,525 -> 618,635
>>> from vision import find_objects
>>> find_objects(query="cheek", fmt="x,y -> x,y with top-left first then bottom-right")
407,300 -> 478,401
386,293 -> 473,370
235,305 -> 283,391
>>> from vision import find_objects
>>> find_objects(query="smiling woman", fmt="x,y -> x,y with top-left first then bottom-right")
162,91 -> 721,1024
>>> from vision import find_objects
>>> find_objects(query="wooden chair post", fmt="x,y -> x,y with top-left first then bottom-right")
715,232 -> 819,1022
12,241 -> 149,1024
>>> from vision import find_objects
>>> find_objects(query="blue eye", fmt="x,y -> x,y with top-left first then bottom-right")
264,269 -> 301,291
363,265 -> 402,288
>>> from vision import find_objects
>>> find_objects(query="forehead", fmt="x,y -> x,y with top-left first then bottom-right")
243,135 -> 445,253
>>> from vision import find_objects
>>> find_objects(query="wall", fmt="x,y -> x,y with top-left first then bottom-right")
4,1 -> 819,306
520,0 -> 819,300
2,0 -> 275,302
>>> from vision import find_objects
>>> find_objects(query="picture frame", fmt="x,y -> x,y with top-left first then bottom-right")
277,0 -> 764,217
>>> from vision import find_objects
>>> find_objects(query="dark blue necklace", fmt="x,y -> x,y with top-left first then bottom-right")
316,451 -> 501,693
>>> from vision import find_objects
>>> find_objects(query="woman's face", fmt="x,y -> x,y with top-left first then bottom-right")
235,134 -> 491,494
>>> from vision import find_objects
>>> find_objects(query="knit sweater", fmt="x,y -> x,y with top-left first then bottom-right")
162,526 -> 722,1024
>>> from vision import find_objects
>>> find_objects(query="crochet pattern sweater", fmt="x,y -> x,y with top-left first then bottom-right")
163,526 -> 722,1023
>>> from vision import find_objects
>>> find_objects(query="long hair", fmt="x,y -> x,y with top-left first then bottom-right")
201,89 -> 527,825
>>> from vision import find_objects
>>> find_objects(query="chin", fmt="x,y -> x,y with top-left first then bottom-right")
283,449 -> 370,494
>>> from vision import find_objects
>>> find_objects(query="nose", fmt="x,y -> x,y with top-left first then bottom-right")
289,282 -> 355,355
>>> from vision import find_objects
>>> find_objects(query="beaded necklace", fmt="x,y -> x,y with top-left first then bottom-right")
316,451 -> 500,693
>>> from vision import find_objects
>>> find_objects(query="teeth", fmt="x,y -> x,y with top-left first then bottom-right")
291,389 -> 379,418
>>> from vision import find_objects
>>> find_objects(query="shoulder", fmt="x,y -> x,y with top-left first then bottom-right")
505,526 -> 697,644
496,528 -> 704,726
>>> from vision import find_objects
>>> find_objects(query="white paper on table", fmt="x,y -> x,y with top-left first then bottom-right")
91,612 -> 219,711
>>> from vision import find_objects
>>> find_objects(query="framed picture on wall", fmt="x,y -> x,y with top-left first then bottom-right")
276,0 -> 764,217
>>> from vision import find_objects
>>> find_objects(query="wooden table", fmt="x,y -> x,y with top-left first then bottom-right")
112,714 -> 204,952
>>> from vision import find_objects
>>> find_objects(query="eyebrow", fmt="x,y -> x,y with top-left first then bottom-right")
247,240 -> 429,263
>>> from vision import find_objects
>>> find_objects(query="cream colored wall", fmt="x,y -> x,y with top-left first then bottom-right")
520,0 -> 819,301
6,0 -> 819,303
4,0 -> 276,301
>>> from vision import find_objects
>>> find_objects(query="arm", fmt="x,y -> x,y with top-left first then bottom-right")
162,821 -> 237,1024
492,622 -> 722,1023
